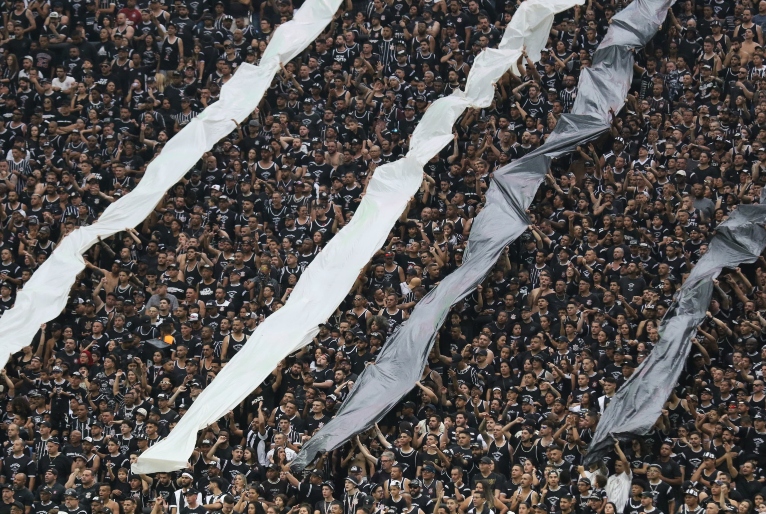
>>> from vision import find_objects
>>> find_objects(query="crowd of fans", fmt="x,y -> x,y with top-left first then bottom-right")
1,1 -> 766,514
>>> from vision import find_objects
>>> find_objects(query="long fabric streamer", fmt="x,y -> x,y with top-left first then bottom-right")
582,206 -> 766,464
293,0 -> 675,469
132,0 -> 579,473
0,0 -> 347,363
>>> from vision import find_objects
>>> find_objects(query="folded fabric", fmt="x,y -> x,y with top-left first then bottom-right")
584,205 -> 766,464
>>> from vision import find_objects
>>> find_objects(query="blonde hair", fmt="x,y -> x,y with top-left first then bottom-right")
154,73 -> 166,93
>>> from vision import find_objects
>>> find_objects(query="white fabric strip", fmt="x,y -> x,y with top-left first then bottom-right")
0,0 -> 345,365
132,0 -> 582,474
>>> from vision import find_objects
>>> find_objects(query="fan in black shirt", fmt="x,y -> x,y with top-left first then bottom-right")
61,490 -> 89,514
38,440 -> 72,485
179,490 -> 207,514
101,440 -> 130,481
31,489 -> 56,514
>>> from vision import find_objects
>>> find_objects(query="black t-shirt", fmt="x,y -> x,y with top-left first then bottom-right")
37,453 -> 71,484
260,479 -> 288,502
31,501 -> 56,514
645,479 -> 675,514
61,506 -> 89,514
102,452 -> 130,476
220,459 -> 252,484
470,471 -> 505,491
305,413 -> 331,435
619,276 -> 647,297
3,453 -> 36,482
180,506 -> 207,514
681,446 -> 705,474
574,292 -> 602,309
393,447 -> 419,479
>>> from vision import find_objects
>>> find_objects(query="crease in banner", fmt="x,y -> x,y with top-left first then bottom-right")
0,0 -> 347,365
583,206 -> 766,465
292,0 -> 675,469
132,0 -> 582,474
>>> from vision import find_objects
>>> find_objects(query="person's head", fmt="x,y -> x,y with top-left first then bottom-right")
184,489 -> 199,506
64,489 -> 79,506
588,493 -> 604,510
380,451 -> 395,471
641,489 -> 660,507
472,490 -> 486,508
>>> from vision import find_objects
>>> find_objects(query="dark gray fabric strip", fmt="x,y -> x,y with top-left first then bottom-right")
583,205 -> 766,465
